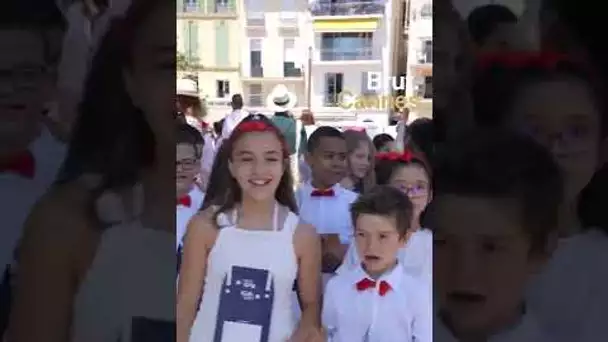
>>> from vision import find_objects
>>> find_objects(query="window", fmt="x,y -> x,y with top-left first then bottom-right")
216,80 -> 230,98
324,73 -> 343,106
250,39 -> 263,77
361,72 -> 377,95
283,39 -> 301,76
423,76 -> 432,98
320,33 -> 373,61
215,21 -> 229,66
423,40 -> 432,63
183,0 -> 198,12
215,0 -> 231,13
245,0 -> 265,25
248,84 -> 263,106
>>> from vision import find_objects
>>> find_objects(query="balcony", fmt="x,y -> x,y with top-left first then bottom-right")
284,67 -> 303,77
179,1 -> 237,16
319,47 -> 375,61
250,66 -> 264,77
310,1 -> 385,16
417,51 -> 432,64
246,15 -> 266,28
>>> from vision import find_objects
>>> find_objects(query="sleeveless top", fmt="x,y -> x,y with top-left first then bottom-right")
188,205 -> 299,342
70,182 -> 175,342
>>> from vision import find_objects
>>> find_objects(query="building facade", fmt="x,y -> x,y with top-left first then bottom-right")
240,0 -> 311,113
177,0 -> 242,121
308,0 -> 395,124
403,0 -> 432,119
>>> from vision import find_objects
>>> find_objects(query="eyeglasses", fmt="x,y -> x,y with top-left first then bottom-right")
176,158 -> 198,170
0,66 -> 49,90
395,183 -> 429,197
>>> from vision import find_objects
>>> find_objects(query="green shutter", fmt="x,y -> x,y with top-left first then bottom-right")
206,0 -> 215,14
187,21 -> 199,65
228,0 -> 236,12
215,21 -> 229,66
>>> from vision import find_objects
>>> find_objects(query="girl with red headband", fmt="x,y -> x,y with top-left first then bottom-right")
177,114 -> 323,342
337,149 -> 432,284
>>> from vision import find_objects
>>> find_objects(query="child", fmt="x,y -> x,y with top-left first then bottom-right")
340,130 -> 375,194
338,149 -> 433,283
0,2 -> 67,336
322,186 -> 431,342
178,114 -> 323,342
425,129 -> 562,341
176,123 -> 205,257
296,126 -> 357,275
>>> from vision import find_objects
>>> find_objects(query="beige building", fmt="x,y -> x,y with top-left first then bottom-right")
177,0 -> 243,122
240,0 -> 311,114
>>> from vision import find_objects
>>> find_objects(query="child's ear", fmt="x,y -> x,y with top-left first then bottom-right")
304,151 -> 313,166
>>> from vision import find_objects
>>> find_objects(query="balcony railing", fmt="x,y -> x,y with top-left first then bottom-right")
319,47 -> 375,61
310,1 -> 385,16
246,15 -> 265,27
417,51 -> 432,64
250,66 -> 264,77
180,1 -> 236,15
284,67 -> 303,77
323,93 -> 342,107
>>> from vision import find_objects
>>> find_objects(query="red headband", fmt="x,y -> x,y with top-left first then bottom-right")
477,51 -> 570,71
236,120 -> 272,132
376,150 -> 414,162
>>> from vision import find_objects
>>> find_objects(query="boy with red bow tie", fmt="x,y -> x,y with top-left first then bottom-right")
295,126 -> 357,275
0,2 -> 68,336
322,186 -> 431,342
176,124 -> 205,270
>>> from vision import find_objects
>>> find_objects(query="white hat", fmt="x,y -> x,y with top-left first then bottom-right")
176,78 -> 199,97
266,84 -> 297,112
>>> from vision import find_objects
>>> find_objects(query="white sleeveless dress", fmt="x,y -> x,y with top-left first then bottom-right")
70,185 -> 175,342
189,206 -> 299,342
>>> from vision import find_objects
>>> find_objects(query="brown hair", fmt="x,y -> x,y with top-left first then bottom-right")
351,185 -> 413,238
202,114 -> 298,226
177,94 -> 207,119
343,130 -> 376,193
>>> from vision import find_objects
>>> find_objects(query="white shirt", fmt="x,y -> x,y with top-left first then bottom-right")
219,109 -> 248,144
434,309 -> 552,342
0,128 -> 66,273
295,182 -> 358,243
338,229 -> 433,284
323,264 -> 432,342
176,186 -> 205,250
527,229 -> 608,341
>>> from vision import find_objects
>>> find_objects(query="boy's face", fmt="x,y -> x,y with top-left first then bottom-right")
306,136 -> 347,187
430,195 -> 546,337
355,213 -> 407,276
176,143 -> 201,196
0,29 -> 54,154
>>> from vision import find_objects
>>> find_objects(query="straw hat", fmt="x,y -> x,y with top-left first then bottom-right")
176,78 -> 199,97
266,84 -> 297,112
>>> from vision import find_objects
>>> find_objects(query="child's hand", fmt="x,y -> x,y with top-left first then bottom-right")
287,324 -> 325,342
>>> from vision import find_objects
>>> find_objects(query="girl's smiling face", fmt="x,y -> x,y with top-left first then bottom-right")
229,131 -> 286,202
389,163 -> 431,224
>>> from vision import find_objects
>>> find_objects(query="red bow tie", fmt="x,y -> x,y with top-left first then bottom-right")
177,195 -> 191,207
356,278 -> 392,296
0,151 -> 35,178
311,188 -> 335,197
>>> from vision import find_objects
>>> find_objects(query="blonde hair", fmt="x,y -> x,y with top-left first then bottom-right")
343,130 -> 376,193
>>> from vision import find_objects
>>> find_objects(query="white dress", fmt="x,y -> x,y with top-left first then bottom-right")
189,205 -> 299,342
70,185 -> 175,342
